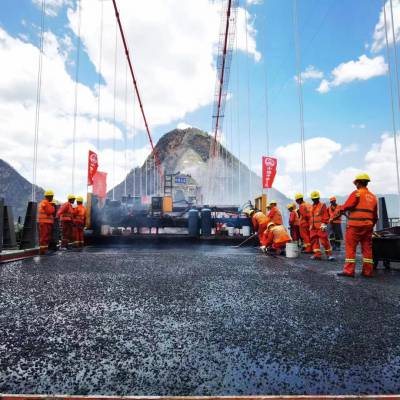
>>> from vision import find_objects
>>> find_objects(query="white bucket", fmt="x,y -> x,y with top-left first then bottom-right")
227,227 -> 234,237
242,226 -> 251,237
286,242 -> 300,258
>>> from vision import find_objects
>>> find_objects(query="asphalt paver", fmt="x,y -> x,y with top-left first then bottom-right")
1,243 -> 400,395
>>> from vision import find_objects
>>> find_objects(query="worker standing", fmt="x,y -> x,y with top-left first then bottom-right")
73,196 -> 86,248
328,196 -> 343,251
244,207 -> 270,252
295,194 -> 312,253
57,194 -> 75,250
287,203 -> 300,242
309,191 -> 334,261
337,173 -> 377,278
267,200 -> 283,225
37,190 -> 55,255
263,222 -> 291,255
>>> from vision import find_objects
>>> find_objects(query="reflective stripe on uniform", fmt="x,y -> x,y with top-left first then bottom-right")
345,258 -> 356,263
313,248 -> 321,253
363,258 -> 374,264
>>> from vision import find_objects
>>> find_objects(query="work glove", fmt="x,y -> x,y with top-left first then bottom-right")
320,223 -> 328,232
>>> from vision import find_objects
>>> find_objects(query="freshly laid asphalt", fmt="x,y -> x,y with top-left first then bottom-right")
0,243 -> 400,396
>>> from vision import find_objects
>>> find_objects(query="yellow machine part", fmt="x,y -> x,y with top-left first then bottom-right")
254,194 -> 267,215
163,196 -> 173,213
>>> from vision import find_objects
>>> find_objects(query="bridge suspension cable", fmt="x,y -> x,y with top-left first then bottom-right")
112,18 -> 118,201
96,0 -> 104,151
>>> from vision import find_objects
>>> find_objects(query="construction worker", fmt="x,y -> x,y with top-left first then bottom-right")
309,191 -> 334,261
73,196 -> 86,247
328,196 -> 343,251
295,193 -> 312,253
263,222 -> 291,255
244,207 -> 270,252
287,203 -> 300,242
37,190 -> 55,255
267,200 -> 283,225
57,194 -> 75,250
337,173 -> 378,278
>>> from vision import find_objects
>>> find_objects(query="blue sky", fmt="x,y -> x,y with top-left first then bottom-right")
0,0 -> 399,203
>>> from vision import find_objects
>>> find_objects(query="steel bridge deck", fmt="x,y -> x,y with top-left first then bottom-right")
0,244 -> 399,396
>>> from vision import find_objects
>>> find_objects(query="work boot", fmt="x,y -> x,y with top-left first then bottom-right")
259,246 -> 266,253
310,255 -> 321,260
337,272 -> 354,278
328,256 -> 336,261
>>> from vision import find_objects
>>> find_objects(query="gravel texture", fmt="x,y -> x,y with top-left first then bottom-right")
0,243 -> 400,395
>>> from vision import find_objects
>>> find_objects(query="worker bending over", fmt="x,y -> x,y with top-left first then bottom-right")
267,200 -> 283,225
328,196 -> 343,251
73,196 -> 86,248
38,190 -> 55,255
287,203 -> 300,242
295,194 -> 312,253
57,194 -> 75,250
244,207 -> 270,252
263,222 -> 291,255
309,191 -> 334,261
337,173 -> 377,278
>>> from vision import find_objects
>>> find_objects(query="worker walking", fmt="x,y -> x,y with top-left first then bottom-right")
267,200 -> 283,225
295,194 -> 312,253
244,207 -> 270,252
73,196 -> 86,248
38,190 -> 55,255
337,173 -> 377,278
263,222 -> 291,255
328,196 -> 343,251
57,194 -> 75,250
287,203 -> 300,242
309,191 -> 334,261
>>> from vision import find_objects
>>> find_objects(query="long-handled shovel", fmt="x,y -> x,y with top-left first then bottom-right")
232,233 -> 258,248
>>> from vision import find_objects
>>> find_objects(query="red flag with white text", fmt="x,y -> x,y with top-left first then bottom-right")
262,157 -> 277,189
88,150 -> 99,185
93,171 -> 107,198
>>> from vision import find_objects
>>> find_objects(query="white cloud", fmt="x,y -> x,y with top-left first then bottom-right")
317,55 -> 387,93
371,0 -> 400,53
177,122 -> 192,130
340,143 -> 359,155
273,174 -> 302,199
294,65 -> 324,83
275,137 -> 342,173
351,124 -> 366,129
32,0 -> 72,17
247,0 -> 263,5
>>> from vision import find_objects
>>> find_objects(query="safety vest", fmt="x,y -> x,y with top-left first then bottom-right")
289,210 -> 300,226
268,206 -> 283,225
328,205 -> 342,224
38,199 -> 55,224
311,202 -> 328,229
73,205 -> 86,225
347,188 -> 377,227
57,202 -> 74,222
298,202 -> 312,228
271,225 -> 291,245
252,211 -> 269,230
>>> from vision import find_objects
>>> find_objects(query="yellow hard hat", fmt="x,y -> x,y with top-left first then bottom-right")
310,191 -> 321,200
353,173 -> 371,183
295,193 -> 304,201
76,196 -> 84,203
67,194 -> 76,200
269,200 -> 277,205
44,190 -> 54,197
287,204 -> 294,210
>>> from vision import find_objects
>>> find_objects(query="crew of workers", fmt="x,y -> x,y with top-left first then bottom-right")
245,173 -> 378,277
37,192 -> 87,255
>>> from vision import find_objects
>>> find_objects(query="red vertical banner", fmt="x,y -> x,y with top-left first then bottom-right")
262,157 -> 277,189
93,171 -> 107,198
88,150 -> 99,185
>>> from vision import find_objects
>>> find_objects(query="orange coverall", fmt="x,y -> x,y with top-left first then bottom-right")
38,199 -> 55,255
341,188 -> 377,277
73,204 -> 86,247
298,201 -> 312,253
57,202 -> 74,248
310,202 -> 332,258
252,211 -> 270,246
289,209 -> 300,241
263,225 -> 291,252
268,206 -> 283,225
328,204 -> 343,250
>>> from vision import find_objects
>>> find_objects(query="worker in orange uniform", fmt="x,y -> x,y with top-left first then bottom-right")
295,193 -> 312,253
57,194 -> 75,250
73,196 -> 86,247
328,196 -> 343,251
244,207 -> 270,252
337,173 -> 377,278
263,222 -> 291,255
309,191 -> 334,261
38,190 -> 55,255
267,201 -> 283,225
287,203 -> 300,242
